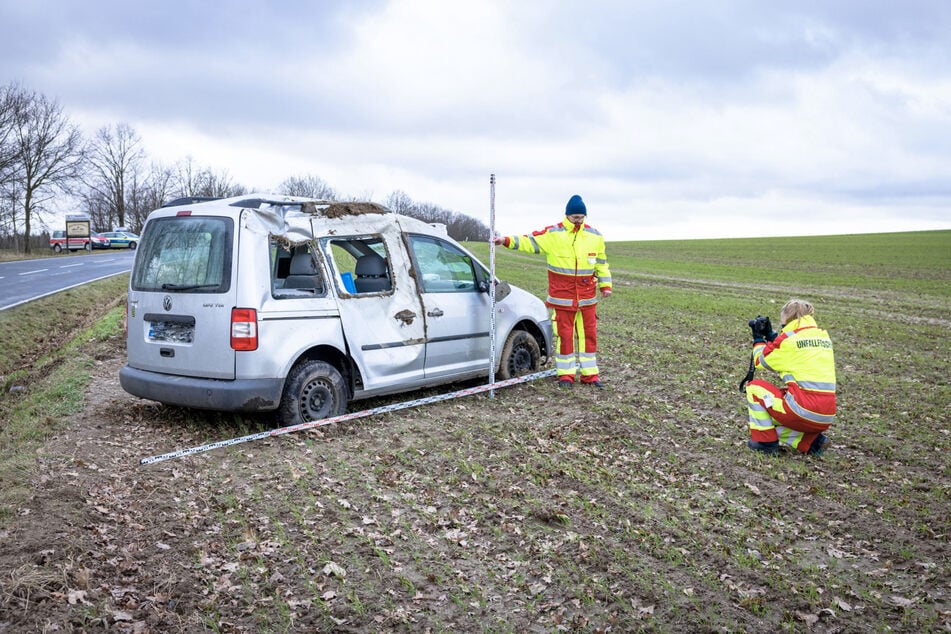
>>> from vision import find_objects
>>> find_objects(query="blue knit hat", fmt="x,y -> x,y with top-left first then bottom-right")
565,194 -> 586,216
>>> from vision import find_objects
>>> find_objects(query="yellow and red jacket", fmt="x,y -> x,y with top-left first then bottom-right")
753,314 -> 836,424
501,218 -> 612,309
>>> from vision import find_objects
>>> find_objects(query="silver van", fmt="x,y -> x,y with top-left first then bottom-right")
120,195 -> 552,424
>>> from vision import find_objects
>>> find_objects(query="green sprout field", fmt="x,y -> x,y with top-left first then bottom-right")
0,230 -> 948,633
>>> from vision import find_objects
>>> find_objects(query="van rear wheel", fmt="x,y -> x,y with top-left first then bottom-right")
498,329 -> 541,379
280,360 -> 347,425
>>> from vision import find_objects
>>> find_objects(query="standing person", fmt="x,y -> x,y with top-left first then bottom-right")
492,195 -> 612,388
745,299 -> 836,455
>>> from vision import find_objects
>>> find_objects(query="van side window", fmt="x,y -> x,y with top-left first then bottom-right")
270,239 -> 325,298
408,235 -> 478,293
325,237 -> 392,295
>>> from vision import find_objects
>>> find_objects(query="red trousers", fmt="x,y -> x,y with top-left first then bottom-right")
746,379 -> 830,453
553,305 -> 599,383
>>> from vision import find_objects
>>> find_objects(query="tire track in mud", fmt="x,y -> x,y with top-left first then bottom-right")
616,270 -> 951,329
497,249 -> 949,327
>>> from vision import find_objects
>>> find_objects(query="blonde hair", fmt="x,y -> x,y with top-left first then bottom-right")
781,299 -> 814,326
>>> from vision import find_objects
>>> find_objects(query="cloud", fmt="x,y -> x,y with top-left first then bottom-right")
1,0 -> 950,240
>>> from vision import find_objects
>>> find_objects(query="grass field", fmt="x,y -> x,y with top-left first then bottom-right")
0,230 -> 948,632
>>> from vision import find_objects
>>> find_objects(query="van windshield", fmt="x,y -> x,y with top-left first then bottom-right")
132,216 -> 233,293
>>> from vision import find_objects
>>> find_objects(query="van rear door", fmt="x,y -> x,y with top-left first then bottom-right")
127,213 -> 238,379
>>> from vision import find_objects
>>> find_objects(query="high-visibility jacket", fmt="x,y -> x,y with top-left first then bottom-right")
753,314 -> 836,424
501,218 -> 612,310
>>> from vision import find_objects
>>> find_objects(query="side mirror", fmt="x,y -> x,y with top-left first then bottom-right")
480,279 -> 511,301
494,280 -> 512,302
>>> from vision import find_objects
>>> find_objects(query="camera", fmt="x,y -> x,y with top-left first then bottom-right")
748,315 -> 777,342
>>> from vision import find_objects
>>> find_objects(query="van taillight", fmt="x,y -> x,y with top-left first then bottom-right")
231,308 -> 258,351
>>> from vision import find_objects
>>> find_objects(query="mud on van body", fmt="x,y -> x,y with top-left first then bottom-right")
119,195 -> 553,425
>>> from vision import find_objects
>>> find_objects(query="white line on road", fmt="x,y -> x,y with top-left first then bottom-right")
59,263 -> 83,269
19,268 -> 49,275
0,271 -> 127,312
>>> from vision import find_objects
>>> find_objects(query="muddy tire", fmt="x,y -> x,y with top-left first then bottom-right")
279,360 -> 347,425
498,329 -> 542,379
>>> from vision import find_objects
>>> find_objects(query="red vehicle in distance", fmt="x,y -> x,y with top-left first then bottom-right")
49,230 -> 111,252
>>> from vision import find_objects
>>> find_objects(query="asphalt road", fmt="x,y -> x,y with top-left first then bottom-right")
0,250 -> 134,311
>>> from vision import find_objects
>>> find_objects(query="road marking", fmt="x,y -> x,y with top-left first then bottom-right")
19,268 -> 49,275
0,270 -> 128,312
60,263 -> 84,268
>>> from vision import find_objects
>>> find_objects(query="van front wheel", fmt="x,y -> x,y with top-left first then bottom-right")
498,329 -> 542,379
280,360 -> 347,425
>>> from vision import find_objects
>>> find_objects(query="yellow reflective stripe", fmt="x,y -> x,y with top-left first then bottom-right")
547,296 -> 574,307
746,400 -> 774,430
776,426 -> 804,448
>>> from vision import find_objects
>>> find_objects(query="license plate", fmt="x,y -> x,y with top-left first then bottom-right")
148,320 -> 195,343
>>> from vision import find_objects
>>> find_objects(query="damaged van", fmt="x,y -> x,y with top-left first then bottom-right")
120,194 -> 553,424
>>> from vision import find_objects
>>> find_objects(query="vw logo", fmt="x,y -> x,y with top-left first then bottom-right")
163,295 -> 172,311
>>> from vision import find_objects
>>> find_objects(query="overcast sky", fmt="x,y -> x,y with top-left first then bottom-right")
3,0 -> 950,240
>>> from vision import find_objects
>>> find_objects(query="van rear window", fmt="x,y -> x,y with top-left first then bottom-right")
132,216 -> 233,293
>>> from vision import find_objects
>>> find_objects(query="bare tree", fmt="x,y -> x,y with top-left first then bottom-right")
277,174 -> 336,200
0,84 -> 27,247
125,162 -> 175,232
84,123 -> 145,230
385,190 -> 489,241
171,156 -> 204,197
79,187 -> 111,231
5,88 -> 84,253
172,156 -> 245,199
385,190 -> 414,215
201,167 -> 246,198
0,83 -> 26,188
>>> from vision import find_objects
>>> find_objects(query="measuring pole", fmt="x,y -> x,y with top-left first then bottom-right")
488,174 -> 497,398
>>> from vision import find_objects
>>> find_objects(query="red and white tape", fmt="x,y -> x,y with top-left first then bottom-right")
140,369 -> 556,465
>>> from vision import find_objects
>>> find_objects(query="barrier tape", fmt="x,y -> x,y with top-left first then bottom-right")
140,368 -> 556,465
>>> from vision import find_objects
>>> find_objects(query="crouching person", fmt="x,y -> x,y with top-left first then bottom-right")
745,299 -> 835,456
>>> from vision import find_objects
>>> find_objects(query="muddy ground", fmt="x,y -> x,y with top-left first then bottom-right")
0,325 -> 948,633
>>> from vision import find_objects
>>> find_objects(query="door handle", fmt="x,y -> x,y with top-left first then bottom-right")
427,308 -> 444,317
